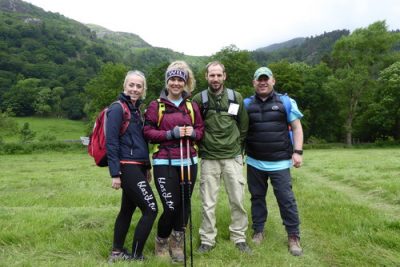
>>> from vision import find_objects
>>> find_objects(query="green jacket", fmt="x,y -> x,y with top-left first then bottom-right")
192,88 -> 248,159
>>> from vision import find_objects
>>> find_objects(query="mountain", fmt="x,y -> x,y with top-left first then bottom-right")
86,24 -> 151,48
252,30 -> 350,65
256,37 -> 306,53
0,0 -> 363,121
0,0 -> 129,118
0,0 -> 207,119
86,24 -> 207,72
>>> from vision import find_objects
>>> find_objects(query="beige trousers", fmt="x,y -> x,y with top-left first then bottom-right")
198,156 -> 248,246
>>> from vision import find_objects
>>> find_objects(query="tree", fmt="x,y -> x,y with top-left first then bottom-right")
357,61 -> 400,141
330,21 -> 399,145
211,45 -> 258,98
34,87 -> 52,116
2,78 -> 42,116
84,63 -> 128,119
146,62 -> 170,104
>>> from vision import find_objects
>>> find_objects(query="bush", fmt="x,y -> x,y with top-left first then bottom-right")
19,122 -> 36,143
0,110 -> 18,136
0,142 -> 85,155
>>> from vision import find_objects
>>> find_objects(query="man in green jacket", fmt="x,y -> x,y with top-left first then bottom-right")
192,61 -> 250,253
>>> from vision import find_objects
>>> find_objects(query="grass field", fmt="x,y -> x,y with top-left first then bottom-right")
0,148 -> 399,266
2,117 -> 87,142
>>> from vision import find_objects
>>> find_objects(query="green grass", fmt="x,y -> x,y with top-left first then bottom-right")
3,117 -> 87,142
0,148 -> 399,266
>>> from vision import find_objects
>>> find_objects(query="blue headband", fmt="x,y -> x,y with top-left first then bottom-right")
166,69 -> 188,83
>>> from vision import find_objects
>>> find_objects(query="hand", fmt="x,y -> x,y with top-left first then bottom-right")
146,169 -> 152,183
167,126 -> 184,140
184,126 -> 196,139
112,177 -> 122,190
292,153 -> 303,168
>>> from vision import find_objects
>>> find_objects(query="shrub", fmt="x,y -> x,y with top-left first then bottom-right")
19,122 -> 36,143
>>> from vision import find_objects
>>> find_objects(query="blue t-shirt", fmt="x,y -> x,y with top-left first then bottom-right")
170,97 -> 183,107
246,97 -> 303,171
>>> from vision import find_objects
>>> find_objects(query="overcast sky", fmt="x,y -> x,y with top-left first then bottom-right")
24,0 -> 400,56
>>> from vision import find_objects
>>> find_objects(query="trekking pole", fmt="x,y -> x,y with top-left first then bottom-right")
179,136 -> 187,267
186,137 -> 193,267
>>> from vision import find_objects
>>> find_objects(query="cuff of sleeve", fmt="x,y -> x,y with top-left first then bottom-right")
166,130 -> 173,140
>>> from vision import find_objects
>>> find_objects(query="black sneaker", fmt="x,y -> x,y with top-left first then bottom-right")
108,248 -> 132,263
235,242 -> 252,254
197,243 -> 213,253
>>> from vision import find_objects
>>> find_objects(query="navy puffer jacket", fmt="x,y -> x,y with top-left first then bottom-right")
106,93 -> 150,177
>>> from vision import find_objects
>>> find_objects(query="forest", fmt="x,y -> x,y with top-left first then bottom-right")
1,0 -> 400,145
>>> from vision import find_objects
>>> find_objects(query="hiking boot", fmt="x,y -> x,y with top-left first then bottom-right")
252,231 -> 264,245
197,243 -> 213,253
235,242 -> 252,254
155,236 -> 169,257
131,255 -> 146,261
108,248 -> 132,263
288,235 -> 303,256
169,230 -> 184,262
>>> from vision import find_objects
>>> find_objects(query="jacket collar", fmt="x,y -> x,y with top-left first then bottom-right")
119,93 -> 142,109
159,88 -> 190,102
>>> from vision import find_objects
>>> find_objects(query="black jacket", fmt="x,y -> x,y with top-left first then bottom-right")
245,92 -> 292,161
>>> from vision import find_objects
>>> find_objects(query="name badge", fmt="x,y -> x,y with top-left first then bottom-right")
228,103 -> 239,115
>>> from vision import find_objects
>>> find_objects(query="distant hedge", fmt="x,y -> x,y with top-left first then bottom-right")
0,142 -> 86,155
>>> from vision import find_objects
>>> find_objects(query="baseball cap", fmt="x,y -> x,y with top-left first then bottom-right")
254,67 -> 273,80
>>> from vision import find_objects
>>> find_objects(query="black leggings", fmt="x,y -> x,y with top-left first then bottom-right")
113,164 -> 158,257
153,164 -> 197,238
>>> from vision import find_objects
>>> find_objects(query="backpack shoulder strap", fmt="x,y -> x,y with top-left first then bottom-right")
156,98 -> 165,127
243,95 -> 255,110
185,99 -> 195,125
200,90 -> 209,118
278,94 -> 292,122
227,88 -> 237,104
115,100 -> 131,135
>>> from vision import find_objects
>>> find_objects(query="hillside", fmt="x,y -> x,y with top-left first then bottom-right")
0,0 -> 207,120
0,0 -> 121,119
86,24 -> 208,72
256,37 -> 306,53
252,30 -> 350,65
1,0 -> 379,123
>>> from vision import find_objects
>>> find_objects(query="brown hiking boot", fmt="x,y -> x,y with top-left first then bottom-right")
252,232 -> 264,245
169,230 -> 184,262
155,236 -> 169,257
288,235 -> 303,256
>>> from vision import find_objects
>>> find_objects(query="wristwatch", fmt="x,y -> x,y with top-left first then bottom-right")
294,149 -> 303,155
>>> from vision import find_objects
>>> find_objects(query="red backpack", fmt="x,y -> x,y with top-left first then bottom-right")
88,101 -> 131,167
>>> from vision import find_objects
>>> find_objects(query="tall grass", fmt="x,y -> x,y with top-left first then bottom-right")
0,148 -> 399,266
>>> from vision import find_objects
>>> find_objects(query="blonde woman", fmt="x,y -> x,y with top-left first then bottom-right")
107,70 -> 158,262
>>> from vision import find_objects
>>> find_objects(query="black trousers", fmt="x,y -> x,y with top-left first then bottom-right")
247,165 -> 300,236
113,164 -> 158,257
153,164 -> 197,238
